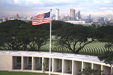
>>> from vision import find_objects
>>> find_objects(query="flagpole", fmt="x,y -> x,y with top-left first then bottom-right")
49,9 -> 52,75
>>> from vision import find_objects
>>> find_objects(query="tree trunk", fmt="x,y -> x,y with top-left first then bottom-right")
72,50 -> 76,54
75,50 -> 80,54
37,46 -> 41,51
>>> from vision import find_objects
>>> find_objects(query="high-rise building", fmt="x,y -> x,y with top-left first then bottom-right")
69,9 -> 76,20
16,14 -> 19,19
87,14 -> 91,20
8,16 -> 11,20
0,18 -> 3,23
2,16 -> 6,22
86,14 -> 92,23
77,11 -> 81,20
60,14 -> 65,21
56,8 -> 60,20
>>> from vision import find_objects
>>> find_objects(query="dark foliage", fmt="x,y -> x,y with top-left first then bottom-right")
53,21 -> 96,54
0,20 -> 49,51
81,68 -> 105,75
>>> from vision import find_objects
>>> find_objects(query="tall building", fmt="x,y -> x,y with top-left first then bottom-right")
0,18 -> 3,23
87,14 -> 91,20
8,16 -> 11,20
56,8 -> 60,20
60,14 -> 65,21
2,16 -> 6,22
86,14 -> 92,23
69,9 -> 76,20
77,11 -> 81,20
16,14 -> 19,19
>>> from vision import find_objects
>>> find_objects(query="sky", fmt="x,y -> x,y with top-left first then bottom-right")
0,0 -> 113,18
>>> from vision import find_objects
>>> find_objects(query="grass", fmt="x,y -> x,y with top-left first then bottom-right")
40,41 -> 113,55
0,40 -> 113,55
0,71 -> 54,75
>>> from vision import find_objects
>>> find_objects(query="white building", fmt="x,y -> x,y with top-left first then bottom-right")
66,21 -> 86,25
0,51 -> 112,75
56,8 -> 60,20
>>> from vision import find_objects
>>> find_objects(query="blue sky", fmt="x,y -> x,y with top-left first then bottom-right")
0,0 -> 113,18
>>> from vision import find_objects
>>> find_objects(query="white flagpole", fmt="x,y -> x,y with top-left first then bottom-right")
49,9 -> 52,75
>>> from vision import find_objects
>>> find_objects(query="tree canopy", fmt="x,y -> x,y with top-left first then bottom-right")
98,51 -> 113,65
0,20 -> 49,51
54,22 -> 96,54
98,51 -> 113,75
1,20 -> 113,54
81,68 -> 104,75
97,26 -> 113,51
97,25 -> 113,42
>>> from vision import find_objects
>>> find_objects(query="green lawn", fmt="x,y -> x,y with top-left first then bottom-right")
0,71 -> 53,75
40,41 -> 113,55
1,40 -> 113,55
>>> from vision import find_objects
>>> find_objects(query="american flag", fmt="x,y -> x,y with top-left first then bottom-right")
31,12 -> 50,25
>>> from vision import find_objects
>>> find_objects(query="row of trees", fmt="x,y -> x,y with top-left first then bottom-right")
0,20 -> 113,74
0,20 -> 49,51
0,20 -> 113,54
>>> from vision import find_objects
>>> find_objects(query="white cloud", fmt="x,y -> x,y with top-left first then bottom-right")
103,0 -> 111,3
0,0 -> 113,17
93,0 -> 101,4
13,0 -> 19,4
110,8 -> 113,10
12,0 -> 70,5
13,0 -> 41,5
93,0 -> 112,4
82,11 -> 113,17
100,8 -> 107,10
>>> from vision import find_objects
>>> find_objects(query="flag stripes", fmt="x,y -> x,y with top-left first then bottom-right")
31,12 -> 50,25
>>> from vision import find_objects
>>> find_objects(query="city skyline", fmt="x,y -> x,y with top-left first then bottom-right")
0,0 -> 113,18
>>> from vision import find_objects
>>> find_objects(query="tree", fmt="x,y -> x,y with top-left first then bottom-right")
54,22 -> 96,54
28,29 -> 49,51
0,20 -> 49,51
105,43 -> 113,51
96,26 -> 113,75
97,26 -> 113,51
0,20 -> 27,50
81,68 -> 105,75
98,51 -> 113,75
